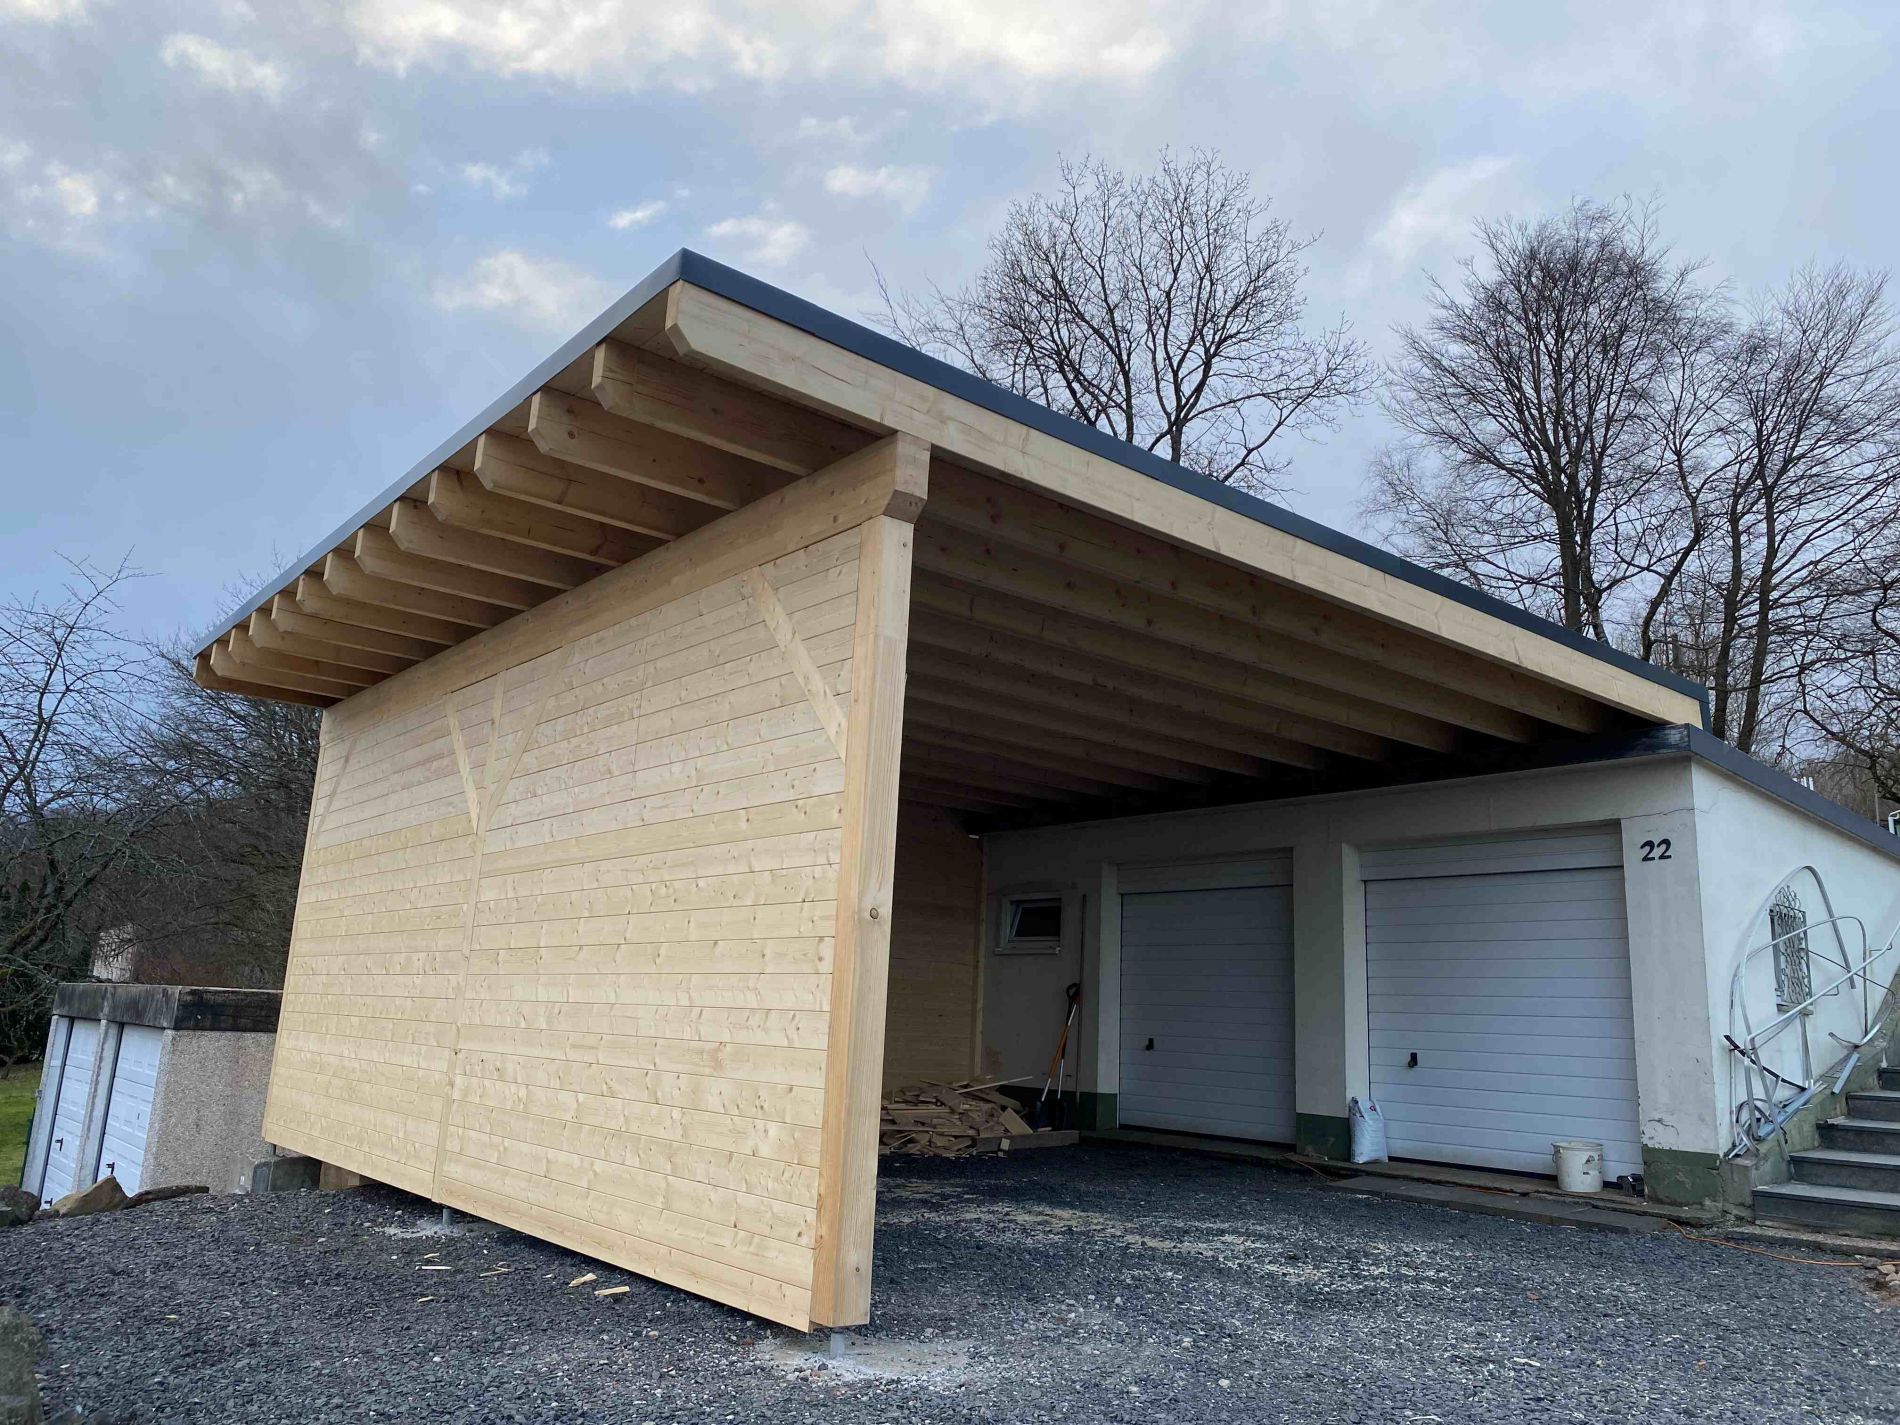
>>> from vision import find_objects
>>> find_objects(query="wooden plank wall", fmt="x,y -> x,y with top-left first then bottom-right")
883,803 -> 982,1089
266,525 -> 867,1329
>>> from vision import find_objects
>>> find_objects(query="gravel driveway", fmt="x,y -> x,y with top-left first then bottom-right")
3,1144 -> 1897,1423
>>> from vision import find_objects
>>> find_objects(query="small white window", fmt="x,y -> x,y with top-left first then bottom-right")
999,895 -> 1063,954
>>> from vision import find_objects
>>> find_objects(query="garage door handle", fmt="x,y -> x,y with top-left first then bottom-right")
1145,1037 -> 1154,1051
1407,1052 -> 1418,1069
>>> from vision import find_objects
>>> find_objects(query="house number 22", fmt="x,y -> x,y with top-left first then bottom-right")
1640,838 -> 1673,862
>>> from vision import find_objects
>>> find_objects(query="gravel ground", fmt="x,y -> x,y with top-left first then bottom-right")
4,1144 -> 1899,1424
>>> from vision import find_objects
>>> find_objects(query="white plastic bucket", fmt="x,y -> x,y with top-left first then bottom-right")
1552,1140 -> 1604,1193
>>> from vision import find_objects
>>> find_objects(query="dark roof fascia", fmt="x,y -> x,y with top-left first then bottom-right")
197,247 -> 1708,723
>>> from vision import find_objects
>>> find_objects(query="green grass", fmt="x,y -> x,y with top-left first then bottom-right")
1,1065 -> 42,1188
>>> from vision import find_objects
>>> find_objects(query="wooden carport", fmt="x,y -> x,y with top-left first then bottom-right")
196,251 -> 1706,1330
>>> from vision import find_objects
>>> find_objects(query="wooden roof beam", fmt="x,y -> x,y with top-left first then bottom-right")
276,592 -> 446,659
211,632 -> 362,700
591,339 -> 870,475
194,650 -> 336,708
295,572 -> 467,646
902,724 -> 1173,794
473,431 -> 716,541
913,524 -> 1540,743
355,525 -> 548,612
427,469 -> 662,567
908,609 -> 1389,762
527,389 -> 792,510
906,675 -> 1273,779
902,700 -> 1222,786
901,742 -> 1133,801
910,572 -> 1459,754
388,499 -> 596,591
249,606 -> 413,677
925,464 -> 1607,735
907,646 -> 1326,771
898,772 -> 1042,812
665,280 -> 1702,727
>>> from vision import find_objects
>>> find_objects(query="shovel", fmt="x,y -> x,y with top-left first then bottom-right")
1030,982 -> 1082,1130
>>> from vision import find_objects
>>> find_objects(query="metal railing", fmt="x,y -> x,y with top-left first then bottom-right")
1726,908 -> 1897,1156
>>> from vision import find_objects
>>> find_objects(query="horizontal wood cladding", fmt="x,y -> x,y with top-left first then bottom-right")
883,803 -> 982,1090
264,525 -> 871,1330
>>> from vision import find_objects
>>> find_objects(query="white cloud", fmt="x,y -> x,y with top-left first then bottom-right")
342,0 -> 1191,107
1365,155 -> 1525,274
457,147 -> 548,200
432,250 -> 616,332
0,0 -> 91,19
608,199 -> 666,231
159,33 -> 290,101
704,211 -> 809,267
796,115 -> 868,145
823,163 -> 930,211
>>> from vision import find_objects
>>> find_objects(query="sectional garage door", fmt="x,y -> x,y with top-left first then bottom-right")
1364,830 -> 1642,1178
39,1019 -> 99,1201
97,1024 -> 164,1194
1120,878 -> 1295,1141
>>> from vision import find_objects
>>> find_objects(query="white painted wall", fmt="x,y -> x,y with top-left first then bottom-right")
1688,762 -> 1900,1151
983,756 -> 1704,1138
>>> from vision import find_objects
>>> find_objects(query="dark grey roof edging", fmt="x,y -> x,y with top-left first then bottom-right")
1679,726 -> 1900,864
198,247 -> 1710,726
52,983 -> 282,1033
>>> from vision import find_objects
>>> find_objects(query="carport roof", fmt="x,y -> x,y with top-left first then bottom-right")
194,247 -> 1706,721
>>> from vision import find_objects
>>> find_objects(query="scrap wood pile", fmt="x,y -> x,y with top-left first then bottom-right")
879,1078 -> 1069,1157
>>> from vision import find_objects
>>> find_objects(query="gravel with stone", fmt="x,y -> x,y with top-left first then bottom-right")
3,1144 -> 1897,1423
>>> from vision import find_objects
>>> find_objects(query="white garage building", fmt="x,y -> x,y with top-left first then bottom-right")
983,733 -> 1900,1213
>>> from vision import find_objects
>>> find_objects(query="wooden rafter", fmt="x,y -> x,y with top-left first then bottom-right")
902,699 -> 1224,784
907,609 -> 1389,762
426,468 -> 661,567
473,431 -> 717,541
324,551 -> 513,630
356,525 -> 549,611
592,339 -> 869,475
909,573 -> 1460,753
913,522 -> 1540,742
527,389 -> 792,510
294,573 -> 466,646
925,463 -> 1605,734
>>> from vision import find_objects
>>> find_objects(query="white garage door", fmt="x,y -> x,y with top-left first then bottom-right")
1120,883 -> 1296,1141
1366,846 -> 1641,1179
98,1025 -> 164,1195
40,1018 -> 100,1201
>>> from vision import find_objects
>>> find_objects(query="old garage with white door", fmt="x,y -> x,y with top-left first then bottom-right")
1364,828 -> 1642,1179
1119,859 -> 1296,1142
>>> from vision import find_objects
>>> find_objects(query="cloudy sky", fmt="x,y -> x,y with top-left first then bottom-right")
3,0 -> 1895,645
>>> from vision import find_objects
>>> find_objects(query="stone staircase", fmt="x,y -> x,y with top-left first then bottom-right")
1754,1066 -> 1900,1236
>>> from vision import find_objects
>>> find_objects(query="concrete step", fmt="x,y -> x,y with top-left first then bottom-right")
1816,1117 -> 1900,1154
1789,1147 -> 1900,1194
1753,1180 -> 1900,1237
1844,1090 -> 1900,1123
1880,1066 -> 1900,1091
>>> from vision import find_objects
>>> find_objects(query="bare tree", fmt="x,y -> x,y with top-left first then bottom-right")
881,150 -> 1371,496
96,651 -> 318,988
1369,199 -> 1717,639
1672,266 -> 1900,752
0,563 -> 164,1064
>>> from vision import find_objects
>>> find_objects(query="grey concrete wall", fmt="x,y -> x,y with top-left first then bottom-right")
143,1030 -> 277,1194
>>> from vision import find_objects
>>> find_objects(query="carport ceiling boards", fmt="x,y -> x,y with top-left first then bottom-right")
195,250 -> 1709,824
